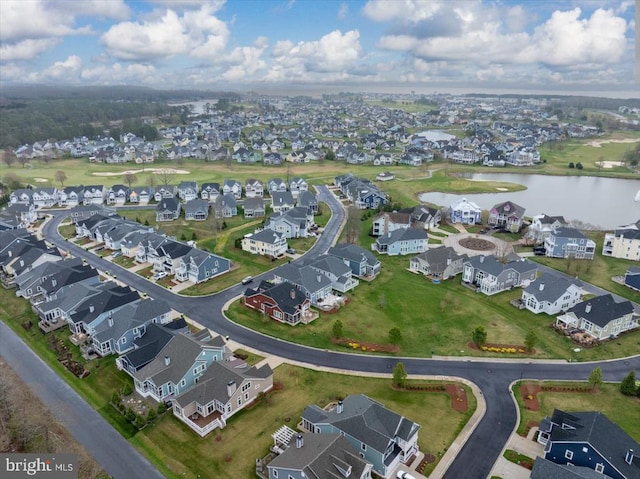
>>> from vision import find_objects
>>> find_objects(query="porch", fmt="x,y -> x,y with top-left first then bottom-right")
176,410 -> 226,437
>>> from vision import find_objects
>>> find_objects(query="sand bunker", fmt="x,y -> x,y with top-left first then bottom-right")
34,178 -> 49,182
595,161 -> 625,169
586,138 -> 639,148
495,187 -> 508,191
92,168 -> 190,177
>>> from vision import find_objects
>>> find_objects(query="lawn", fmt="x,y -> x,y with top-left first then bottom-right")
513,381 -> 640,442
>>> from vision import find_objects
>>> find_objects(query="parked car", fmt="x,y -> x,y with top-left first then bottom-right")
241,276 -> 253,285
286,248 -> 297,254
111,251 -> 122,258
153,271 -> 167,280
396,471 -> 416,479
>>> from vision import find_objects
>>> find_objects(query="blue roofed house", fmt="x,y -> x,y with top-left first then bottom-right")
300,394 -> 420,478
156,197 -> 181,222
449,198 -> 482,225
174,249 -> 230,284
462,255 -> 538,295
537,409 -> 640,479
521,272 -> 583,315
372,228 -> 428,256
624,266 -> 640,292
544,227 -> 596,260
327,244 -> 381,279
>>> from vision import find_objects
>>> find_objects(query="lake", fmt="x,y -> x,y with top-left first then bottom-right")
419,173 -> 640,230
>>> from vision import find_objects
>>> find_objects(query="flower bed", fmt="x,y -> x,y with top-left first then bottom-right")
331,337 -> 399,354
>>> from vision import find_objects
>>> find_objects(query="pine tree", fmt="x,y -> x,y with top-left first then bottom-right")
620,370 -> 636,396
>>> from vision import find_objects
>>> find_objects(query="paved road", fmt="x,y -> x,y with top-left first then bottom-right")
39,185 -> 640,479
0,321 -> 165,479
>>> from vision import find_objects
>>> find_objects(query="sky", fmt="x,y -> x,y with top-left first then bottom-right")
0,0 -> 637,95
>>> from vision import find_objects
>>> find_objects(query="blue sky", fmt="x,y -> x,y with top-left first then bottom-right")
0,0 -> 636,94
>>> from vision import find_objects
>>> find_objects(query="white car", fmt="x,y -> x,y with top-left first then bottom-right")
153,271 -> 167,280
396,471 -> 417,479
241,276 -> 254,285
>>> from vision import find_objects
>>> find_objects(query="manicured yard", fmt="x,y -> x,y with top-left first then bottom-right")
513,381 -> 640,442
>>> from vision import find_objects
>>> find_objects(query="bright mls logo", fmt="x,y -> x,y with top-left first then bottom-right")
1,454 -> 77,478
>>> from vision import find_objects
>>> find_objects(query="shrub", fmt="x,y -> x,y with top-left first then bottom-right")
157,403 -> 167,414
122,383 -> 133,396
620,370 -> 636,396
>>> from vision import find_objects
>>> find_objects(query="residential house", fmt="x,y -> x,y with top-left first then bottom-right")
106,184 -> 130,206
223,179 -> 242,199
307,255 -> 359,293
266,207 -> 313,239
68,204 -> 116,225
175,249 -> 230,284
267,178 -> 288,195
263,152 -> 282,165
74,213 -> 113,239
31,187 -> 58,208
527,214 -> 566,244
1,240 -> 62,287
152,240 -> 192,276
399,205 -> 442,231
244,280 -> 314,325
296,190 -> 318,215
371,212 -> 411,236
154,185 -> 176,201
241,229 -> 288,258
343,179 -> 388,210
271,191 -> 295,213
243,197 -> 265,219
129,186 -> 154,205
103,222 -> 145,251
603,227 -> 640,261
3,204 -> 38,228
273,263 -> 333,305
177,181 -> 199,201
266,433 -> 373,479
544,227 -> 596,260
521,272 -> 583,315
327,244 -> 381,279
57,186 -> 84,207
172,359 -> 273,437
245,179 -> 264,198
373,228 -> 428,256
82,185 -> 107,205
14,257 -> 94,301
214,194 -> 238,218
156,197 -> 181,222
488,201 -> 526,232
462,255 -> 538,295
301,394 -> 420,478
289,177 -> 308,197
10,189 -> 34,206
449,198 -> 482,225
134,232 -> 168,264
624,266 -> 640,292
200,182 -> 221,203
184,199 -> 209,221
409,246 -> 466,280
555,294 -> 637,341
537,409 -> 640,479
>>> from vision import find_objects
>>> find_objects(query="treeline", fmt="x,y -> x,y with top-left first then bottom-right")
0,99 -> 175,147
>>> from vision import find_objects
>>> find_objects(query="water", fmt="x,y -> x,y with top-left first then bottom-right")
419,173 -> 640,229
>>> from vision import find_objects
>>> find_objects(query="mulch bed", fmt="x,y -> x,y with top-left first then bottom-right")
458,237 -> 495,251
331,337 -> 399,353
445,384 -> 469,413
520,383 -> 543,411
468,342 -> 532,354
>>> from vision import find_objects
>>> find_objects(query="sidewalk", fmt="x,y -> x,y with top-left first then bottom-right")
488,428 -> 543,479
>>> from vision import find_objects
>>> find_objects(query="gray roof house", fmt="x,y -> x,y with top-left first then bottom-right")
544,226 -> 596,260
462,255 -> 538,295
296,190 -> 318,214
129,186 -> 154,205
327,244 -> 381,278
243,197 -> 265,218
177,181 -> 198,201
156,197 -> 181,222
174,248 -> 230,284
530,457 -> 616,479
527,213 -> 567,244
214,194 -> 238,218
301,394 -> 420,478
372,228 -> 428,256
521,272 -> 583,315
184,199 -> 210,221
266,207 -> 313,239
266,433 -> 373,479
273,263 -> 333,305
222,179 -> 242,199
372,211 -> 411,237
200,182 -> 221,202
241,228 -> 288,258
555,294 -> 637,341
267,178 -> 287,194
306,255 -> 359,293
272,191 -> 295,213
172,360 -> 273,437
245,178 -> 264,198
488,200 -> 526,232
409,246 -> 466,280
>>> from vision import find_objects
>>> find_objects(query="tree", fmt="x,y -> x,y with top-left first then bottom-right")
568,162 -> 575,169
524,331 -> 537,352
576,162 -> 583,170
332,320 -> 343,338
16,156 -> 29,168
388,327 -> 402,344
2,150 -> 16,167
123,173 -> 138,188
156,168 -> 175,187
55,170 -> 67,187
472,326 -> 487,347
620,370 -> 636,396
392,362 -> 407,387
4,172 -> 21,190
588,367 -> 603,391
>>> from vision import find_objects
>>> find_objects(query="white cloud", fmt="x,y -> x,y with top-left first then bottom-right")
338,3 -> 349,20
81,62 -> 157,84
0,38 -> 60,62
42,55 -> 83,80
362,0 -> 443,23
102,4 -> 229,60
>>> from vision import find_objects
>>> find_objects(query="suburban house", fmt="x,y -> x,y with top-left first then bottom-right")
172,359 -> 273,437
327,244 -> 381,279
243,197 -> 266,218
177,181 -> 199,201
9,189 -> 33,205
521,272 -> 583,315
245,179 -> 264,198
106,185 -> 130,206
244,280 -> 315,325
488,200 -> 526,232
273,263 -> 333,305
103,222 -> 145,251
184,199 -> 210,221
200,182 -> 221,202
150,240 -> 193,276
449,198 -> 482,225
129,186 -> 154,205
223,179 -> 242,199
266,433 -> 373,479
156,197 -> 181,222
174,249 -> 231,284
15,257 -> 98,302
3,203 -> 38,228
306,255 -> 359,293
409,246 -> 466,279
271,191 -> 295,213
624,266 -> 640,292
372,228 -> 428,256
57,186 -> 84,207
399,205 -> 442,231
301,394 -> 420,478
296,190 -> 318,215
555,294 -> 637,341
266,207 -> 313,239
537,409 -> 640,479
288,177 -> 308,197
544,227 -> 596,260
527,214 -> 566,244
603,226 -> 640,261
371,212 -> 411,236
462,255 -> 538,295
123,329 -> 227,403
31,187 -> 59,208
214,194 -> 238,218
267,178 -> 287,194
68,204 -> 116,225
82,185 -> 107,205
154,185 -> 176,201
241,229 -> 288,258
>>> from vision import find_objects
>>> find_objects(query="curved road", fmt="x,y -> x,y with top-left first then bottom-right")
40,185 -> 640,479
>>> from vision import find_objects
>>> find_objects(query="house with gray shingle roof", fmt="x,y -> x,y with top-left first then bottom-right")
243,197 -> 265,218
544,226 -> 596,260
174,248 -> 230,284
327,244 -> 380,278
555,294 -> 637,341
273,263 -> 333,305
372,228 -> 428,256
214,194 -> 237,218
531,457 -> 614,479
301,394 -> 420,478
241,228 -> 288,258
266,433 -> 373,479
521,272 -> 583,315
462,255 -> 538,295
371,211 -> 411,236
156,197 -> 181,222
177,181 -> 198,201
409,246 -> 466,279
603,227 -> 640,261
296,190 -> 318,214
200,182 -> 221,202
266,207 -> 314,239
306,255 -> 359,293
271,191 -> 295,213
172,359 -> 273,437
184,198 -> 209,221
488,200 -> 526,232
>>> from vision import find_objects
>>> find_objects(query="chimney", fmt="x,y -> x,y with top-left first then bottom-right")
52,278 -> 57,287
89,305 -> 94,313
164,355 -> 170,366
108,311 -> 114,327
290,289 -> 296,300
539,282 -> 545,291
8,250 -> 11,257
337,400 -> 343,414
227,380 -> 237,397
296,435 -> 304,449
317,274 -> 322,283
626,449 -> 634,465
585,303 -> 592,314
479,255 -> 485,263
